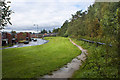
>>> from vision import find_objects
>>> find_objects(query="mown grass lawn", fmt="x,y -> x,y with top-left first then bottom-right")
2,37 -> 81,78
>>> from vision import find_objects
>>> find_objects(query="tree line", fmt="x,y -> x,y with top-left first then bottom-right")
58,2 -> 120,78
58,2 -> 120,45
39,28 -> 59,34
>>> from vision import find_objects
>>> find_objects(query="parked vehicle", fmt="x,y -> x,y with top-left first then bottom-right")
31,38 -> 34,41
33,39 -> 37,42
24,41 -> 29,44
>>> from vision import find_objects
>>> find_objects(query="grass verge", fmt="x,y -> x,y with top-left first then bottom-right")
2,37 -> 81,78
71,38 -> 118,78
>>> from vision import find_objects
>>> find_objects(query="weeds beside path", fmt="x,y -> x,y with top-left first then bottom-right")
71,38 -> 118,78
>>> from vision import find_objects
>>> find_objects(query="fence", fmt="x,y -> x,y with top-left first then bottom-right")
78,38 -> 112,47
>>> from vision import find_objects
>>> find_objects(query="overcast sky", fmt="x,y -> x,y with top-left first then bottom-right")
4,0 -> 95,32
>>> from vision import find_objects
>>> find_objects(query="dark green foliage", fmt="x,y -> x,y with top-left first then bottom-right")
40,29 -> 47,33
11,30 -> 16,38
59,2 -> 119,43
116,7 -> 120,78
48,30 -> 51,33
72,39 -> 118,78
0,0 -> 13,30
52,28 -> 60,33
58,20 -> 69,37
58,2 -> 120,78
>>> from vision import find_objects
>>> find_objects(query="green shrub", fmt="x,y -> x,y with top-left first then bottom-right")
72,39 -> 118,78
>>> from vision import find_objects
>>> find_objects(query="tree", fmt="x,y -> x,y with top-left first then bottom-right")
52,28 -> 60,33
116,7 -> 120,78
58,20 -> 68,36
49,30 -> 51,33
41,29 -> 47,34
0,0 -> 13,30
11,30 -> 16,38
11,30 -> 16,34
58,2 -> 119,78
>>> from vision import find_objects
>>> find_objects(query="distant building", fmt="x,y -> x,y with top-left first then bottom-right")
43,33 -> 58,37
2,32 -> 33,46
17,32 -> 31,42
17,32 -> 26,42
38,34 -> 43,38
26,32 -> 31,41
2,32 -> 12,46
31,34 -> 37,38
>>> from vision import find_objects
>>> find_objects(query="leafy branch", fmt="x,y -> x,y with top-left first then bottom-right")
0,0 -> 13,30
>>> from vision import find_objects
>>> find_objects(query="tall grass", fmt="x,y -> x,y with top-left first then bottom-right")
72,39 -> 118,78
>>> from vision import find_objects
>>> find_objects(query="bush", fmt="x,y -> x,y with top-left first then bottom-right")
72,39 -> 118,78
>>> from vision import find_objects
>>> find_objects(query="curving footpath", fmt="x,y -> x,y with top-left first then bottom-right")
41,38 -> 88,79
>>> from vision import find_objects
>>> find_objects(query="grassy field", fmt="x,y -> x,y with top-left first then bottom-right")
71,39 -> 118,78
2,37 -> 81,78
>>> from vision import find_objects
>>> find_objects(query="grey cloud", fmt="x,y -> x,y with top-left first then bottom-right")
6,0 -> 94,32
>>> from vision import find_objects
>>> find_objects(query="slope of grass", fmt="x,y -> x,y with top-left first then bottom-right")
71,39 -> 118,78
2,37 -> 81,78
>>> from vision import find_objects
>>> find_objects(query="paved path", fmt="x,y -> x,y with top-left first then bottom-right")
41,38 -> 88,79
